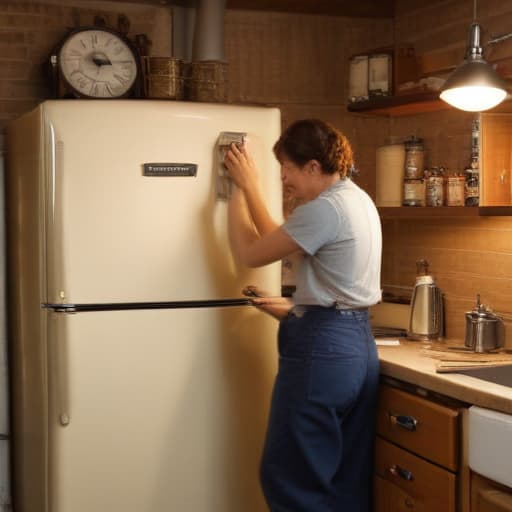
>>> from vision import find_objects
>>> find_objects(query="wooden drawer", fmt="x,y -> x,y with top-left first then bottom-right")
471,473 -> 512,512
376,384 -> 459,471
375,437 -> 457,512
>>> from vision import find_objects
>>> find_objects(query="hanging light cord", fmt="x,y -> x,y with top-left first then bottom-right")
473,0 -> 477,21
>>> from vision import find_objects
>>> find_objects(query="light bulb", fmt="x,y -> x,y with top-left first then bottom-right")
440,85 -> 507,111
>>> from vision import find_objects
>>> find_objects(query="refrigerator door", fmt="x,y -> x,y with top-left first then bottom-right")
40,100 -> 282,304
45,307 -> 277,512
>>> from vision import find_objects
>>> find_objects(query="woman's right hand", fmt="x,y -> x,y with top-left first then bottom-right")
243,285 -> 292,321
223,142 -> 260,191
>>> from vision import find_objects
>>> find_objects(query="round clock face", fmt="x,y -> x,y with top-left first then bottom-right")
58,28 -> 138,98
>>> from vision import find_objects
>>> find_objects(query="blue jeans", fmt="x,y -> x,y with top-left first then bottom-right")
260,307 -> 379,512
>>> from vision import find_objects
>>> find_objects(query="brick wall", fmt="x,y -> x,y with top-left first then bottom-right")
0,0 -> 172,147
225,9 -> 393,198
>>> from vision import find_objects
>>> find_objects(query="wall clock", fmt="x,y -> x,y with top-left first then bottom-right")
50,26 -> 140,99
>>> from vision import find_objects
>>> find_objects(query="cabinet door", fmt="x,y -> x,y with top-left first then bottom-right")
375,437 -> 457,512
480,113 -> 512,206
472,473 -> 512,512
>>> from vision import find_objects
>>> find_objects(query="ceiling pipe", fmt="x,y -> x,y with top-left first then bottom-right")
192,0 -> 226,62
172,5 -> 195,62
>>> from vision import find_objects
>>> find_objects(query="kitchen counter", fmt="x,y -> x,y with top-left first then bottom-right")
378,340 -> 512,414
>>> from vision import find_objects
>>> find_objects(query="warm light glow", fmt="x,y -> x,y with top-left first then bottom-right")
440,85 -> 507,111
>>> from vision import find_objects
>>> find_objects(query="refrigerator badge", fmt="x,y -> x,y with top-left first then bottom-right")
143,163 -> 197,177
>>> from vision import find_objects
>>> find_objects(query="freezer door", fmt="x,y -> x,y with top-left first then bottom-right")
46,307 -> 277,512
41,100 -> 282,304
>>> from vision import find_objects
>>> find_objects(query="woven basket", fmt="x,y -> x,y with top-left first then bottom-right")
142,57 -> 185,100
188,60 -> 228,103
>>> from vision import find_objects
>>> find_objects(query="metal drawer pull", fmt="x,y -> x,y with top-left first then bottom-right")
388,464 -> 414,481
389,413 -> 418,431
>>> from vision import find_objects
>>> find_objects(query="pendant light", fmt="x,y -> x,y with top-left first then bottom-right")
439,0 -> 507,112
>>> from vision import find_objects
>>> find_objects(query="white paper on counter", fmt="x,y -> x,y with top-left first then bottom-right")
375,339 -> 401,346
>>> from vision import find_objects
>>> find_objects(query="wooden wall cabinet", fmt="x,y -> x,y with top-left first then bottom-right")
480,113 -> 512,207
471,473 -> 512,512
374,383 -> 463,512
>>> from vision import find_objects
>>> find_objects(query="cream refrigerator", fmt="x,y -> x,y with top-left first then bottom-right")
5,100 -> 282,512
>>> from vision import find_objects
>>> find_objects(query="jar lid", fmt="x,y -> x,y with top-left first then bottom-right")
405,136 -> 424,147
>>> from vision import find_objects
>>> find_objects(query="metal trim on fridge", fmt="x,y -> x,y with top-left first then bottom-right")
43,298 -> 252,313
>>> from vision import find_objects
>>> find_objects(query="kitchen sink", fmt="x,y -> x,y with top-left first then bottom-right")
458,364 -> 512,388
469,406 -> 512,488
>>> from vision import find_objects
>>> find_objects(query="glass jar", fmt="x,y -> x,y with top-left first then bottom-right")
404,137 -> 425,179
426,167 -> 444,207
446,174 -> 465,206
403,178 -> 425,206
465,157 -> 480,206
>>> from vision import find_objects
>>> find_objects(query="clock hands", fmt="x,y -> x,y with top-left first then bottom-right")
92,52 -> 112,67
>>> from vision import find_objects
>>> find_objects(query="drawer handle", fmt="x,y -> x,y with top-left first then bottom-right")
389,413 -> 418,431
388,464 -> 414,481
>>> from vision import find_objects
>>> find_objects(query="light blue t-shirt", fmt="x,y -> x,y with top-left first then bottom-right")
283,178 -> 382,308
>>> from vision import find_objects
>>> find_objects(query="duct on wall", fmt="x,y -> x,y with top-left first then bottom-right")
170,0 -> 228,102
192,0 -> 226,62
172,0 -> 226,62
172,4 -> 195,62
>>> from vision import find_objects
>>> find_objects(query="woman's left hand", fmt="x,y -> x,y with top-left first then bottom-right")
223,143 -> 260,191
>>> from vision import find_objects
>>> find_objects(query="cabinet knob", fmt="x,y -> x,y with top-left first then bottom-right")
404,496 -> 415,509
389,413 -> 418,431
388,464 -> 414,481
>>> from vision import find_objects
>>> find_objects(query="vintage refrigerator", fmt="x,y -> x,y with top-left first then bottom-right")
5,100 -> 282,512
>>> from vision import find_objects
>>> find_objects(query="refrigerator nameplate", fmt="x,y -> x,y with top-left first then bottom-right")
143,162 -> 197,177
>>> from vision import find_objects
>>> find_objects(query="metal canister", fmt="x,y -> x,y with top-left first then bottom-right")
403,179 -> 425,206
426,167 -> 444,207
404,137 -> 424,179
446,174 -> 465,206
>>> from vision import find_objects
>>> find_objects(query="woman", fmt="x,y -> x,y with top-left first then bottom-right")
224,119 -> 382,512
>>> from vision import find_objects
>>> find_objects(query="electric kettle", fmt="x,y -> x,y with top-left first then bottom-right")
407,259 -> 444,341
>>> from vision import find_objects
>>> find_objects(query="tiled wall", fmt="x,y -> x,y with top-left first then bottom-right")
386,0 -> 512,343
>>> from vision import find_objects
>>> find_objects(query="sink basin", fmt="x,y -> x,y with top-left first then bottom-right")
458,364 -> 512,388
469,406 -> 512,488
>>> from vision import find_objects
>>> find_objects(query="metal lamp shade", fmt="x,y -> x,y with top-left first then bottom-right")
440,22 -> 508,112
440,58 -> 507,111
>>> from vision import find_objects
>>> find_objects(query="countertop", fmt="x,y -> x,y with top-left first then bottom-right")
378,340 -> 512,415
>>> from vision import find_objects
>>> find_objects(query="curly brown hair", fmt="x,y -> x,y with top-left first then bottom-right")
273,119 -> 354,178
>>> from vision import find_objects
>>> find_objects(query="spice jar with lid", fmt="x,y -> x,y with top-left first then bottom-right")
425,166 -> 445,207
404,137 -> 425,179
446,173 -> 465,206
464,156 -> 480,206
403,178 -> 425,206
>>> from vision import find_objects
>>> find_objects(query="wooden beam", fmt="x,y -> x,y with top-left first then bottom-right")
85,0 -> 394,18
226,0 -> 394,17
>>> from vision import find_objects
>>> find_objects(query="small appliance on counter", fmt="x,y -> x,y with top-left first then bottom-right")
465,294 -> 505,353
407,259 -> 444,341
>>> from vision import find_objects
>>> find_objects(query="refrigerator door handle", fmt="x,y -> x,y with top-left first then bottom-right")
48,313 -> 71,426
47,123 -> 65,304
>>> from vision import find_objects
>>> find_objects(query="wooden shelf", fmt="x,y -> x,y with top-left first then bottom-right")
347,92 -> 451,116
378,206 -> 512,218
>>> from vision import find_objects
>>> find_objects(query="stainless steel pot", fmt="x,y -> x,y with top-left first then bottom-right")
465,295 -> 505,353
